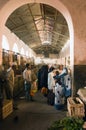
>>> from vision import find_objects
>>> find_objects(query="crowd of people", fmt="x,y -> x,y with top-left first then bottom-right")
0,62 -> 72,110
37,64 -> 71,110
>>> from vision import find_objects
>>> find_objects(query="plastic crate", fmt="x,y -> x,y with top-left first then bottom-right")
67,97 -> 85,117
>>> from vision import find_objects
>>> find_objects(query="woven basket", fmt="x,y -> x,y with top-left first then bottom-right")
67,97 -> 85,117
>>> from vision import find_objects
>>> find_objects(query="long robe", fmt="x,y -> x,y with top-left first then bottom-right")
38,65 -> 48,90
54,83 -> 64,110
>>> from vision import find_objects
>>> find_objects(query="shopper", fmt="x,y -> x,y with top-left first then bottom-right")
23,63 -> 32,101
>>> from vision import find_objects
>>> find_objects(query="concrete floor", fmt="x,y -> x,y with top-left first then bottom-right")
0,91 -> 67,130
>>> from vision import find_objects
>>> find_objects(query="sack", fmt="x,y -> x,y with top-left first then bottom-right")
41,87 -> 48,94
31,81 -> 38,93
30,81 -> 37,96
30,90 -> 35,96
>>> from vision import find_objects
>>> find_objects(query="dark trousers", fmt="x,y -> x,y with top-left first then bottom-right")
24,82 -> 31,100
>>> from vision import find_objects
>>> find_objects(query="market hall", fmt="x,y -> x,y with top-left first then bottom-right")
0,0 -> 86,130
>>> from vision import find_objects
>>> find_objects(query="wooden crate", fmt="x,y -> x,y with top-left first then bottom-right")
67,97 -> 85,117
1,100 -> 13,119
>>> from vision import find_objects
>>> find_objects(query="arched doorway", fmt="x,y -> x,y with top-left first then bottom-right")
0,0 -> 74,94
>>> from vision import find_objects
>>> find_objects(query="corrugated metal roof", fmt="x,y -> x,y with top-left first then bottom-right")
6,3 -> 69,58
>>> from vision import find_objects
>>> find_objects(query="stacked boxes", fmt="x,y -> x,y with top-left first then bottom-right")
67,97 -> 85,117
0,100 -> 13,119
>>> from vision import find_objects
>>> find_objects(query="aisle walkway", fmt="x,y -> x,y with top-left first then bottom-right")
0,91 -> 67,130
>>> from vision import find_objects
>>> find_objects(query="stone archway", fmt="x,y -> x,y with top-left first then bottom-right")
0,0 -> 74,65
0,0 -> 74,94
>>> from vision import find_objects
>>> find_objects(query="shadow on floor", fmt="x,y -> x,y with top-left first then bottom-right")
0,91 -> 67,130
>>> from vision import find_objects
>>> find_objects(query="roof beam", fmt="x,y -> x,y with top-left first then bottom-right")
27,4 -> 42,43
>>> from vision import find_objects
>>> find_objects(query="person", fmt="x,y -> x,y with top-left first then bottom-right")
6,62 -> 14,99
48,67 -> 56,92
30,65 -> 37,101
38,65 -> 48,90
47,67 -> 56,105
38,64 -> 48,97
54,77 -> 64,110
23,63 -> 32,101
53,66 -> 70,104
6,62 -> 18,109
0,65 -> 7,107
63,68 -> 71,102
